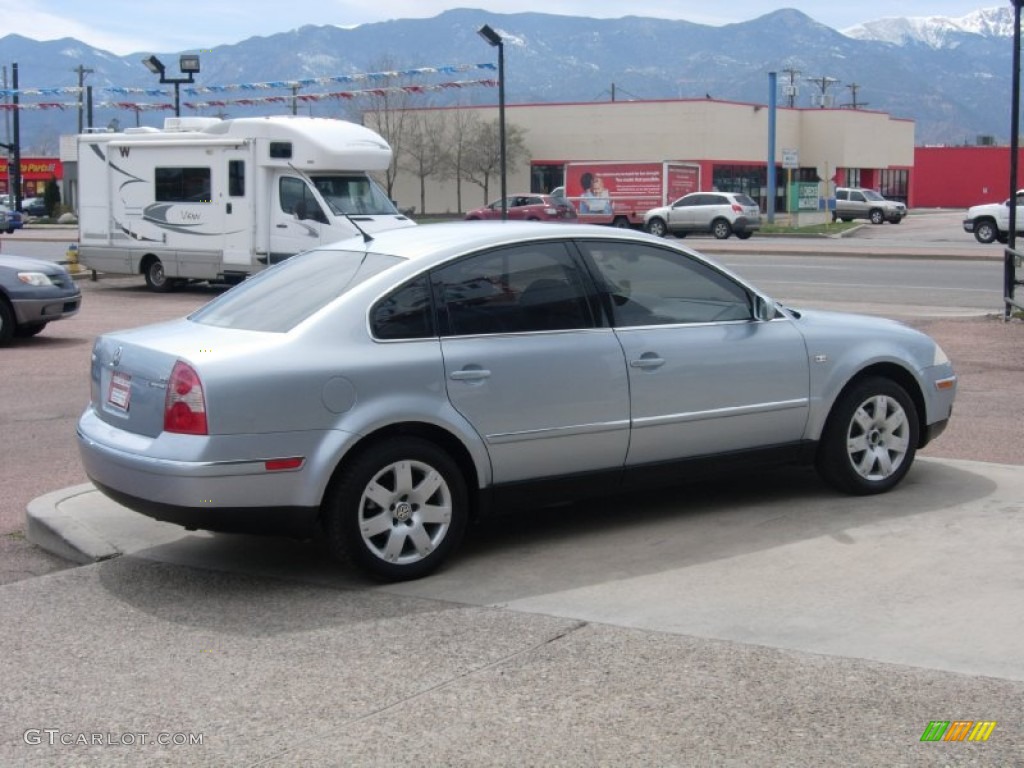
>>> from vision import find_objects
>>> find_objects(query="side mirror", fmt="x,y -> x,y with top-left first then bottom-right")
754,295 -> 777,321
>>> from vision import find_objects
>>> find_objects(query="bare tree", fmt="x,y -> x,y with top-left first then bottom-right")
440,105 -> 481,213
400,110 -> 448,215
461,119 -> 527,205
355,57 -> 420,200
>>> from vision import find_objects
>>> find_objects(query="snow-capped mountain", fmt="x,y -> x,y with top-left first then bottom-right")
843,6 -> 1015,48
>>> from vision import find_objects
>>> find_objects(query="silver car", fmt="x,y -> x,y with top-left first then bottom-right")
644,191 -> 762,240
77,222 -> 957,580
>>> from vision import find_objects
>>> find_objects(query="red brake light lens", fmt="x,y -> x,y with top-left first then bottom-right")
164,361 -> 208,435
732,203 -> 743,213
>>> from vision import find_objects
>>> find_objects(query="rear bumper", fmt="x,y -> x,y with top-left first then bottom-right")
91,480 -> 320,537
76,407 -> 354,535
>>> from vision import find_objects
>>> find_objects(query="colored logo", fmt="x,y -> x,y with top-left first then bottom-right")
920,721 -> 996,742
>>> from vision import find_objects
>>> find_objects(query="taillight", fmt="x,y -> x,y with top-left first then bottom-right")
732,204 -> 743,213
164,360 -> 208,435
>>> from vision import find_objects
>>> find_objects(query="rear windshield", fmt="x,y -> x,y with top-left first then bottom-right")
190,248 -> 403,332
735,194 -> 758,207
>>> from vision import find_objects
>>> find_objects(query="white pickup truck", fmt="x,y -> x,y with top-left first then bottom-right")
963,190 -> 1024,244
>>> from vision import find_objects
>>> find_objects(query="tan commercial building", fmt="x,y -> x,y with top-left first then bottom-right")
390,98 -> 914,217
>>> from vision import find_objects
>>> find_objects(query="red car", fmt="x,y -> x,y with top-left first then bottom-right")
465,194 -> 577,222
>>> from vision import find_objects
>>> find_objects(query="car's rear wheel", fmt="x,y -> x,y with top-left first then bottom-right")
816,377 -> 919,495
611,216 -> 631,228
324,438 -> 468,581
646,218 -> 668,237
712,218 -> 733,239
0,299 -> 15,345
869,209 -> 885,225
973,219 -> 998,244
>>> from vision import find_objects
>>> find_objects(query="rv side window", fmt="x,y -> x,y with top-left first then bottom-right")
269,142 -> 292,159
229,160 -> 244,197
280,177 -> 327,224
155,167 -> 211,203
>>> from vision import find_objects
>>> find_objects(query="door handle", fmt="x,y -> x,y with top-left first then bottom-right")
449,368 -> 491,381
630,355 -> 666,369
276,224 -> 287,229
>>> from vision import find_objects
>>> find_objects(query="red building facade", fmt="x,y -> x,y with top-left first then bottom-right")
0,157 -> 64,198
912,146 -> 1024,208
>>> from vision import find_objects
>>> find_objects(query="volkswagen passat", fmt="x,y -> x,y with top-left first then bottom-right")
77,222 -> 957,581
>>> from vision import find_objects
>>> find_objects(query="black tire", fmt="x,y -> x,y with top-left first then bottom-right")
869,209 -> 885,225
143,257 -> 176,293
973,219 -> 998,245
14,322 -> 47,338
736,231 -> 753,240
323,438 -> 468,581
611,216 -> 631,229
646,217 -> 668,237
816,377 -> 919,495
0,299 -> 15,346
712,218 -> 733,239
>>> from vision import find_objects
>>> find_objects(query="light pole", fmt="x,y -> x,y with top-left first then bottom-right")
142,54 -> 200,117
477,24 -> 507,220
1006,0 -> 1023,320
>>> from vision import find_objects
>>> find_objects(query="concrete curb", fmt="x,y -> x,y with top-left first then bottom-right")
25,483 -> 188,564
24,484 -> 120,565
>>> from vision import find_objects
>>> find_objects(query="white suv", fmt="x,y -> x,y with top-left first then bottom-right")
644,192 -> 761,240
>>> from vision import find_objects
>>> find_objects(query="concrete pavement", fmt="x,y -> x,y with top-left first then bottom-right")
7,456 -> 1023,765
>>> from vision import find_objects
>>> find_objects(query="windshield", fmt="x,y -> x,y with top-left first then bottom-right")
310,175 -> 399,216
190,248 -> 403,332
862,190 -> 886,201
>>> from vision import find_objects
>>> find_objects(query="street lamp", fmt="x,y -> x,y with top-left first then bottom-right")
142,54 -> 200,117
477,24 -> 507,220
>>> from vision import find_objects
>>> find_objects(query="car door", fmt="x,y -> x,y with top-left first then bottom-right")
665,194 -> 700,233
577,240 -> 810,466
435,241 -> 630,484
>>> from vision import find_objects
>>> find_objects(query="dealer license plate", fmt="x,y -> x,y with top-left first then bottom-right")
107,371 -> 132,412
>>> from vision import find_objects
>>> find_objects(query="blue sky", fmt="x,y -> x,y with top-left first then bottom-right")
4,1 -> 998,55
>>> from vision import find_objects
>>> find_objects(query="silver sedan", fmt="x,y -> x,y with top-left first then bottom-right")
77,222 -> 957,581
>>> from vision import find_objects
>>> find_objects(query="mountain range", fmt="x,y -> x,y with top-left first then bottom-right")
0,6 -> 1018,153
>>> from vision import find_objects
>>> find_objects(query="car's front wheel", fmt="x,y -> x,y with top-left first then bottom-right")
646,217 -> 668,237
973,219 -> 998,245
816,377 -> 919,495
324,438 -> 468,581
869,209 -> 885,225
712,218 -> 733,239
0,299 -> 15,345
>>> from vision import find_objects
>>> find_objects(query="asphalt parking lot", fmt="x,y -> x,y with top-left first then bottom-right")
2,216 -> 1022,766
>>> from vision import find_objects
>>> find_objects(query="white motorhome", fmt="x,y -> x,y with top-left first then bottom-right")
78,115 -> 414,290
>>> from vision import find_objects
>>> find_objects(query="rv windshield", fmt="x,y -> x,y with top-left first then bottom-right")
310,175 -> 399,216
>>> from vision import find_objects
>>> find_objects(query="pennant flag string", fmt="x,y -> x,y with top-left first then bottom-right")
0,63 -> 497,99
0,79 -> 497,112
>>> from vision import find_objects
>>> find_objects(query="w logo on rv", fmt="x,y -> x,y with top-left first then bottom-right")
118,146 -> 130,158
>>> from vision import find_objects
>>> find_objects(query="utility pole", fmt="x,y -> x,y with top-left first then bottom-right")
782,67 -> 801,108
73,64 -> 94,133
807,75 -> 839,108
843,83 -> 868,110
11,63 -> 20,210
